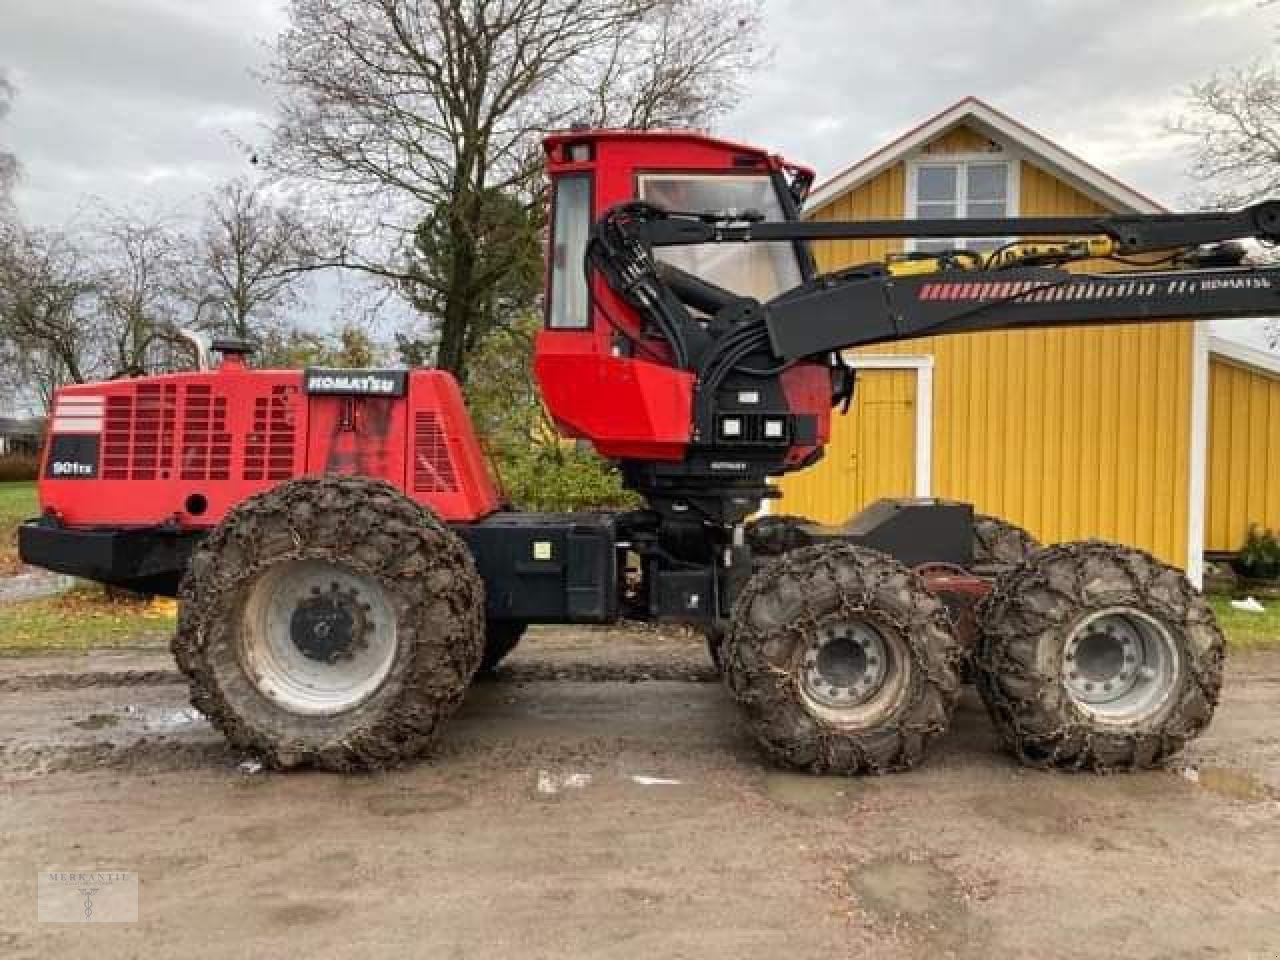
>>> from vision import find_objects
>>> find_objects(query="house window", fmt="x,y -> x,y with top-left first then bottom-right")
911,160 -> 1011,254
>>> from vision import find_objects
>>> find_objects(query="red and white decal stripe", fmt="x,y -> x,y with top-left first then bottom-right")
52,395 -> 104,434
916,279 -> 1168,304
918,280 -> 1048,302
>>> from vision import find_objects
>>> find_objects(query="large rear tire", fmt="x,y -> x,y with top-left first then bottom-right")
172,476 -> 484,771
975,540 -> 1224,771
724,543 -> 961,774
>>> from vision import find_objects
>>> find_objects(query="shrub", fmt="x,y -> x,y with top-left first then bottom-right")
0,453 -> 38,482
465,313 -> 642,513
1234,525 -> 1280,581
495,445 -> 640,512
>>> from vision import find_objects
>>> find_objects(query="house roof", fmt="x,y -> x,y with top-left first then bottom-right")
1210,336 -> 1280,379
806,96 -> 1165,216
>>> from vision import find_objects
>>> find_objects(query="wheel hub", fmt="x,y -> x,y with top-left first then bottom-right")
801,622 -> 889,708
1063,607 -> 1179,722
290,584 -> 370,664
239,559 -> 398,717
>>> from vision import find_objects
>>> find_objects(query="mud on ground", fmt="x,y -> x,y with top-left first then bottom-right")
1,626 -> 1279,959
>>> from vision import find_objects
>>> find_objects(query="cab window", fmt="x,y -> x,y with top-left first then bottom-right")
638,174 -> 803,302
547,175 -> 592,329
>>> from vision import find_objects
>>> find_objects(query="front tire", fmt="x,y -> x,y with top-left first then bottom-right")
976,540 -> 1224,771
173,476 -> 484,771
724,543 -> 961,774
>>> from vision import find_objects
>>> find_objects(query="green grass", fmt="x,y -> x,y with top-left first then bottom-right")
0,481 -> 37,574
0,587 -> 175,656
1209,594 -> 1280,651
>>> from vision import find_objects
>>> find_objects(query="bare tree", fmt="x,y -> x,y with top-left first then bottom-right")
579,0 -> 763,130
265,0 -> 764,380
1176,61 -> 1280,346
256,321 -> 381,368
1176,62 -> 1280,208
0,226 -> 101,401
191,178 -> 312,340
91,209 -> 188,376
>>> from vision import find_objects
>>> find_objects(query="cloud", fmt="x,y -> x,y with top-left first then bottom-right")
724,0 -> 1274,208
3,0 -> 1273,224
1,0 -> 283,225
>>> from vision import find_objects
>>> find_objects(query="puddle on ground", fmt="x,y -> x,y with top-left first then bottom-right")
849,857 -> 964,929
1189,767 -> 1278,803
72,713 -> 120,730
970,790 -> 1084,836
761,772 -> 873,814
365,790 -> 467,817
121,705 -> 204,732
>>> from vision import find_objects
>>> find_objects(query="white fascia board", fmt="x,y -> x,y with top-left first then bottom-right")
1209,335 -> 1280,378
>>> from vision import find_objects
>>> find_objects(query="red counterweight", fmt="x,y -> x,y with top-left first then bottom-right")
38,366 -> 500,529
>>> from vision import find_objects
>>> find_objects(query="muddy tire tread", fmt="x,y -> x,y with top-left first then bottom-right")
724,542 -> 961,774
975,539 -> 1224,771
972,513 -> 1039,569
745,514 -> 814,558
172,476 -> 484,771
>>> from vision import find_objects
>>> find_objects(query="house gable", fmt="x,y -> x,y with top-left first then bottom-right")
805,121 -> 1111,273
806,96 -> 1162,215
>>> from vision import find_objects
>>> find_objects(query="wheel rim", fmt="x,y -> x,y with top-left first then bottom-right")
239,559 -> 398,716
1062,607 -> 1180,724
796,618 -> 910,726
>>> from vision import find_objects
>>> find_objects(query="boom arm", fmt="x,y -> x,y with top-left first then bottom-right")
591,200 -> 1280,364
636,200 -> 1280,255
765,262 -> 1280,360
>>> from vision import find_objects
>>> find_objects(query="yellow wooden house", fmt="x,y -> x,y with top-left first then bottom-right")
776,97 -> 1280,584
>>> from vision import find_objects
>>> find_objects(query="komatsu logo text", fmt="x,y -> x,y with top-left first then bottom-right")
304,369 -> 408,397
307,374 -> 396,394
1199,277 -> 1271,290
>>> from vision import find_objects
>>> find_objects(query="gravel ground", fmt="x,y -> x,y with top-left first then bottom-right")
1,626 -> 1278,959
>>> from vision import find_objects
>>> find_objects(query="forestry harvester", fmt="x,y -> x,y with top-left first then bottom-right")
20,129 -> 1280,773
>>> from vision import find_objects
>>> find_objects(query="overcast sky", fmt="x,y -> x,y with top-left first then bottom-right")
1,0 -> 1277,349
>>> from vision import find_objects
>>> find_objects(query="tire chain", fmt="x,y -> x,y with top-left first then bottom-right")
173,475 -> 484,770
724,542 -> 961,774
971,513 -> 1040,570
960,513 -> 1041,683
744,514 -> 814,558
974,539 -> 1224,771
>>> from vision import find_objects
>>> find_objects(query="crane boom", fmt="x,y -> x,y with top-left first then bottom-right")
591,200 -> 1280,362
633,199 -> 1280,253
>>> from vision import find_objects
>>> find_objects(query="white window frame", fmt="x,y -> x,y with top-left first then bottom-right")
904,152 -> 1020,253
